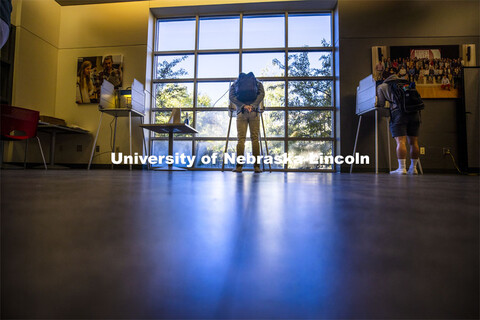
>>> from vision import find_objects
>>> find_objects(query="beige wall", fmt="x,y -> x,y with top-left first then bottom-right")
12,0 -> 60,115
55,1 -> 150,164
8,0 -> 61,163
10,0 -> 295,165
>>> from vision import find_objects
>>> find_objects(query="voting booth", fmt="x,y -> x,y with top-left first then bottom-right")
351,74 -> 423,174
350,74 -> 390,173
88,79 -> 147,170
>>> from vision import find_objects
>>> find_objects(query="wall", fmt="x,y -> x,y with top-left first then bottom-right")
10,0 -> 478,169
338,0 -> 480,172
8,0 -> 61,163
54,1 -> 151,165
54,0 -> 294,165
11,0 -> 60,115
8,0 -> 305,165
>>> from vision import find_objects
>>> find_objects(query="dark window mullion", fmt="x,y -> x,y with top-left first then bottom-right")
153,47 -> 333,55
285,76 -> 334,81
154,50 -> 195,55
154,78 -> 243,83
286,106 -> 335,110
152,137 -> 333,141
153,76 -> 334,82
287,137 -> 335,141
153,107 -> 334,112
331,9 -> 337,161
286,46 -> 333,52
193,15 -> 200,158
239,13 -> 243,74
284,11 -> 289,169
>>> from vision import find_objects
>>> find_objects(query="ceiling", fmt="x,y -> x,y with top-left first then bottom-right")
55,0 -> 148,6
55,0 -> 337,9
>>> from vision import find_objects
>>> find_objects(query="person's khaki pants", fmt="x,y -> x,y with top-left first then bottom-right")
236,111 -> 260,167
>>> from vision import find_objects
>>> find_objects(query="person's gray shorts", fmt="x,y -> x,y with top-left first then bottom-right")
389,110 -> 420,137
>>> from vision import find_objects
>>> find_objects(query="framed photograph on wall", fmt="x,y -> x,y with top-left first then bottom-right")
372,45 -> 462,98
76,54 -> 123,104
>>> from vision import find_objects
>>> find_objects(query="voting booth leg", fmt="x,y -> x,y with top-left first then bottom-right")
260,113 -> 272,172
48,131 -> 56,167
88,112 -> 103,170
111,116 -> 118,170
129,111 -> 132,171
23,139 -> 28,169
259,129 -> 264,171
222,113 -> 233,172
375,109 -> 379,174
258,117 -> 265,172
147,133 -> 152,171
387,119 -> 392,172
418,158 -> 424,175
350,115 -> 362,173
36,137 -> 48,170
168,131 -> 173,170
141,117 -> 148,170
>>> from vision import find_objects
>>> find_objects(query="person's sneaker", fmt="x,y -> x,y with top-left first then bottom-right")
407,166 -> 418,175
232,166 -> 243,173
254,166 -> 262,173
390,168 -> 407,175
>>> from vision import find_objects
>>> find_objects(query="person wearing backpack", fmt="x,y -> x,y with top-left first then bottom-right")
377,71 -> 424,175
229,72 -> 265,173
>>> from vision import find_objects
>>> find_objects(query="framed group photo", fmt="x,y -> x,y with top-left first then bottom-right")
373,45 -> 462,98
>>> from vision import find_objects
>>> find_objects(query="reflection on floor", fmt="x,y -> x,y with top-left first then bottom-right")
1,170 -> 479,319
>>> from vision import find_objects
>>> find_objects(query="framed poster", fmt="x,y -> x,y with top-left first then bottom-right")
76,54 -> 123,104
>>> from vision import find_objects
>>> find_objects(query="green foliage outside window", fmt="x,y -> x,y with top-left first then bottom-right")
153,42 -> 333,169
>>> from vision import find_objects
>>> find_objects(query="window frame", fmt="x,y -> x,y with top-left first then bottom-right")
152,11 -> 336,172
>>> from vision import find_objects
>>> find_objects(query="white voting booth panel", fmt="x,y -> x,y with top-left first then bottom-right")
99,80 -> 115,109
131,79 -> 145,114
99,78 -> 145,113
356,74 -> 377,116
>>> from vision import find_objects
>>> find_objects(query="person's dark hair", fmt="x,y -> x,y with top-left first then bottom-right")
103,55 -> 113,65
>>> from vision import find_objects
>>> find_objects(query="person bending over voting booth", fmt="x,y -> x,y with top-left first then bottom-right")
377,71 -> 424,175
229,72 -> 265,173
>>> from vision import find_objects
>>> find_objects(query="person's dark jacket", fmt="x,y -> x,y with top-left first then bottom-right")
229,80 -> 265,115
1,0 -> 12,26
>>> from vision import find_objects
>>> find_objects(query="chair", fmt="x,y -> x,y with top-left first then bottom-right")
1,105 -> 47,169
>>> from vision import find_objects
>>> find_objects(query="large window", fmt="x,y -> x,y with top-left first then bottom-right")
153,12 -> 335,170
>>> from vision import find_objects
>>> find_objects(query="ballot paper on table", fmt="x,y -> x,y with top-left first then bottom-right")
356,74 -> 377,116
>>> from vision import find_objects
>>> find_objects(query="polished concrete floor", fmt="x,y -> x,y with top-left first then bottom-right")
1,170 -> 479,319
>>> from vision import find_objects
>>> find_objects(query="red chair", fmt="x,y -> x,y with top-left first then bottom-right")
1,105 -> 47,169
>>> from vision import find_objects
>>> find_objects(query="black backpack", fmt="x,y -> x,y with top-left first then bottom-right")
235,72 -> 258,104
389,79 -> 424,114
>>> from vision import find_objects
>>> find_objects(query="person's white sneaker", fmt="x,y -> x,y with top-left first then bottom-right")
407,166 -> 418,175
390,168 -> 407,175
